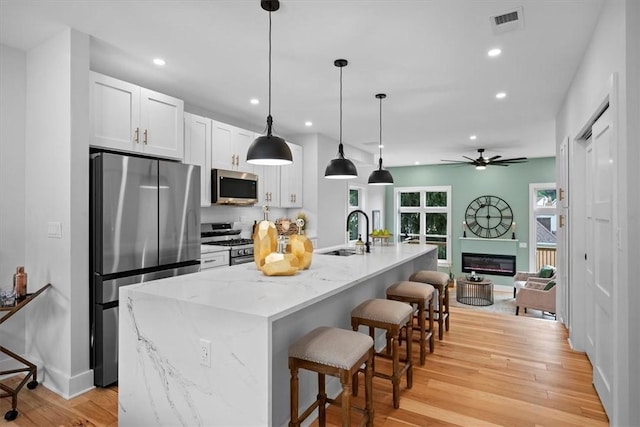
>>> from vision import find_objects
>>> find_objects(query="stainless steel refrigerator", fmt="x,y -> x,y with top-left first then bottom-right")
90,152 -> 201,387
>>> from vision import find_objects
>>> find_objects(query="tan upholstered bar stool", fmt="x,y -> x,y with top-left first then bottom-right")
386,281 -> 435,365
350,299 -> 413,409
288,326 -> 374,427
408,271 -> 450,340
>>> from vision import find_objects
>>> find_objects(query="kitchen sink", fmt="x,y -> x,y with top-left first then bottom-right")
322,248 -> 357,256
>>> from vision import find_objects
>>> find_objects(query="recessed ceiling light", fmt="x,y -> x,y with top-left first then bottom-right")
469,135 -> 477,140
250,98 -> 260,105
495,92 -> 507,99
414,161 -> 420,165
153,58 -> 166,66
304,121 -> 312,127
488,48 -> 502,57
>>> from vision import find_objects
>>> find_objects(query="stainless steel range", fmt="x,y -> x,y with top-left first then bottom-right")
201,222 -> 254,266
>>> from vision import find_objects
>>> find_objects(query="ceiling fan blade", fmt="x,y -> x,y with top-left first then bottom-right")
462,156 -> 476,162
492,157 -> 528,163
441,160 -> 472,165
488,155 -> 502,161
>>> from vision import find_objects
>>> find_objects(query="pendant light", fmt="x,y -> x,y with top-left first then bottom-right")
246,0 -> 293,166
368,93 -> 394,185
325,59 -> 358,179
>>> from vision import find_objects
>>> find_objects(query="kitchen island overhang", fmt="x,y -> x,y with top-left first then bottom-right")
118,243 -> 437,426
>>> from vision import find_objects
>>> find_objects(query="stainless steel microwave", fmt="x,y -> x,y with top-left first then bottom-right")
211,169 -> 258,205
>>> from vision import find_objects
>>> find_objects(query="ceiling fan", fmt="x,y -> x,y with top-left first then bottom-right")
441,148 -> 527,170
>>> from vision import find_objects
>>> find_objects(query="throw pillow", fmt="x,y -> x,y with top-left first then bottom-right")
543,280 -> 556,291
539,265 -> 555,278
525,280 -> 546,290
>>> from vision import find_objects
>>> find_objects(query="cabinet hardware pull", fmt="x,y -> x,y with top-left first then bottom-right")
559,214 -> 565,228
134,128 -> 139,143
559,188 -> 565,201
143,129 -> 148,144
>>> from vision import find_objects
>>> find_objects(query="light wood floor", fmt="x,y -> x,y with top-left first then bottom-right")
1,292 -> 607,426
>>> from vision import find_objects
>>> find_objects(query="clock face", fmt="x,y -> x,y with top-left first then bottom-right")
465,195 -> 513,238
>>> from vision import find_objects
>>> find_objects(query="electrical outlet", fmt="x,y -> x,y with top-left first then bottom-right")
200,338 -> 211,367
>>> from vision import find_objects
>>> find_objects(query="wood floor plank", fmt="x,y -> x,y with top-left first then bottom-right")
1,290 -> 607,426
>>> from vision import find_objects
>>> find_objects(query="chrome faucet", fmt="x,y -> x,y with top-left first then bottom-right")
346,209 -> 370,253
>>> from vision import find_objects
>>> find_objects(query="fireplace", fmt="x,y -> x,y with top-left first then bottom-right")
461,252 -> 516,277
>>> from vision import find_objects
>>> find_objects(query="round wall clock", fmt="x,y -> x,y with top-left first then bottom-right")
464,195 -> 513,238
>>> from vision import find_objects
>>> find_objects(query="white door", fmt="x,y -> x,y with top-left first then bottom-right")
586,108 -> 614,415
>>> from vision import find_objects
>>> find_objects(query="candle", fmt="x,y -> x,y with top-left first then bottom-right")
511,222 -> 516,232
462,221 -> 466,230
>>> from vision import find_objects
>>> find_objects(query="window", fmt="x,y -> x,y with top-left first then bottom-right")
529,183 -> 557,270
396,186 -> 451,265
348,186 -> 364,241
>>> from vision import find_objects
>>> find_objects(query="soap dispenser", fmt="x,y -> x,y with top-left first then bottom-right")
355,235 -> 365,255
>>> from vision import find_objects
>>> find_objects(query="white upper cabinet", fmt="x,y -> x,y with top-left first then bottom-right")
279,142 -> 303,208
211,121 -> 255,173
90,72 -> 184,160
184,112 -> 212,207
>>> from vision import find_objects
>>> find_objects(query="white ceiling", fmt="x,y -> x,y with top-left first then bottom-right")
0,0 -> 604,167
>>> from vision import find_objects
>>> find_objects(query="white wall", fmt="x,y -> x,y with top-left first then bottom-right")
555,0 -> 637,423
0,44 -> 27,368
23,29 -> 93,398
624,0 -> 640,422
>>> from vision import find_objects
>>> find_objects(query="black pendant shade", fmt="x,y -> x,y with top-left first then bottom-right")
325,59 -> 357,179
246,0 -> 293,166
368,93 -> 394,185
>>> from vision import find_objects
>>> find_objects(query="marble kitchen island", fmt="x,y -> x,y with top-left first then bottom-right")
118,243 -> 437,426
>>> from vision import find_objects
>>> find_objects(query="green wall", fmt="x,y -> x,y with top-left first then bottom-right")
385,157 -> 555,285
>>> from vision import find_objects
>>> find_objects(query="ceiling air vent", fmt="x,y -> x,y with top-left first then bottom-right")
490,6 -> 525,35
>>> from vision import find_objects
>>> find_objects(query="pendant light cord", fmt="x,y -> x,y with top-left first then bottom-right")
339,65 -> 343,150
265,10 -> 273,136
379,95 -> 383,160
268,10 -> 272,119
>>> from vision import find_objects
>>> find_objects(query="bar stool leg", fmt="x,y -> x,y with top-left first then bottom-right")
417,301 -> 426,365
340,373 -> 352,427
428,296 -> 434,353
438,286 -> 445,340
289,367 -> 299,427
365,351 -> 374,427
391,329 -> 401,409
318,373 -> 326,426
444,283 -> 450,331
406,321 -> 413,390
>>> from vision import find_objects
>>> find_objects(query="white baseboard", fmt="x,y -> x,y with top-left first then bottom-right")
0,352 -> 94,399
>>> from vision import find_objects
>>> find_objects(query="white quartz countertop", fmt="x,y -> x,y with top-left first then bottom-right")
125,243 -> 436,321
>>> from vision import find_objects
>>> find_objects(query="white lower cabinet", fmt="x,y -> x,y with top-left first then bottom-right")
90,71 -> 184,160
184,113 -> 212,207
